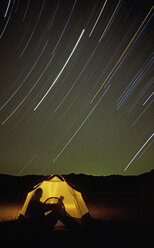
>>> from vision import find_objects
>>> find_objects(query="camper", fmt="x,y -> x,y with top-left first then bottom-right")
19,175 -> 91,230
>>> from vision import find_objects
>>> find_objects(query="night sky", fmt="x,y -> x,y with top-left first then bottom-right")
0,0 -> 153,176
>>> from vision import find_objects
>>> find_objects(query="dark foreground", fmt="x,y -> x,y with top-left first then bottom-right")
0,219 -> 153,248
0,171 -> 153,247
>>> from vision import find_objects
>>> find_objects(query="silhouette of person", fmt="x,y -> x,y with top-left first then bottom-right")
25,188 -> 55,220
24,190 -> 81,230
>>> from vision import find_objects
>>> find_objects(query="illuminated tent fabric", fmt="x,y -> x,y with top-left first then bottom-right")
20,175 -> 89,222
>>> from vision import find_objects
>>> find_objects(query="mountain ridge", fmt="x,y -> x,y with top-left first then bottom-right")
0,170 -> 153,193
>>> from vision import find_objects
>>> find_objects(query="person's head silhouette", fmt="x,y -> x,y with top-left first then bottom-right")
32,188 -> 42,201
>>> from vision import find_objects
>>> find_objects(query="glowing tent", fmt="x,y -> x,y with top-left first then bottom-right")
19,175 -> 89,224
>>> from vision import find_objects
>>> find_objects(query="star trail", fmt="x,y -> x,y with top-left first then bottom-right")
0,0 -> 153,176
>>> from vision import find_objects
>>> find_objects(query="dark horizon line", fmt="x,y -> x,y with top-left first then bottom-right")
0,169 -> 153,178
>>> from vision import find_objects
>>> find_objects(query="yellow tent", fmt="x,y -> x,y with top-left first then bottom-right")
20,175 -> 89,223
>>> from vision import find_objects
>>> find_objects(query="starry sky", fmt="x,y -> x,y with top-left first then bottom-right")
0,0 -> 153,176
